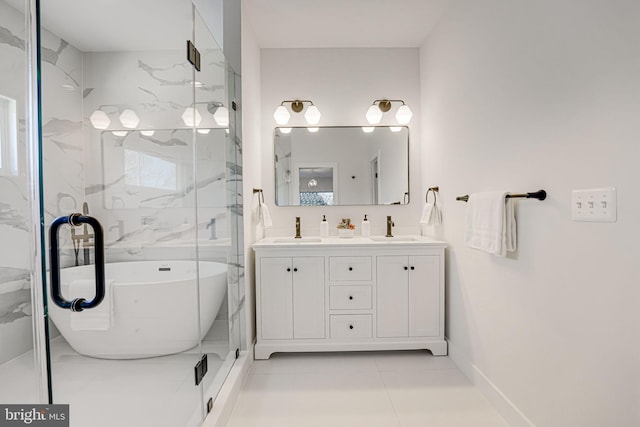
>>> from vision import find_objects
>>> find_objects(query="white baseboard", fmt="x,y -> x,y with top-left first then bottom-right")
447,340 -> 536,427
201,343 -> 254,427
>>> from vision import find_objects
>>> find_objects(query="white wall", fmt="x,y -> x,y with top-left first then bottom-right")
260,48 -> 423,237
240,1 -> 261,349
420,0 -> 640,425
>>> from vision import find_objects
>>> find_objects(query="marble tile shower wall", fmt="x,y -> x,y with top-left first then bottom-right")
81,50 -> 230,265
0,0 -> 83,364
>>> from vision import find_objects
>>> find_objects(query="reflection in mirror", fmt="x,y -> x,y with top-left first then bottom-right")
102,129 -> 226,209
274,126 -> 409,206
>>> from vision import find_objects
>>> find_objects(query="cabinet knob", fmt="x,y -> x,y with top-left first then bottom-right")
286,268 -> 291,272
410,266 -> 415,270
348,267 -> 353,271
348,295 -> 354,300
293,268 -> 298,272
404,266 -> 408,271
349,324 -> 354,330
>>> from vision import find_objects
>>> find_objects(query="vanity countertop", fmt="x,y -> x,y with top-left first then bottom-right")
253,235 -> 446,248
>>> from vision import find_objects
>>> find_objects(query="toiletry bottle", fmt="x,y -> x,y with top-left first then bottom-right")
361,214 -> 371,237
320,215 -> 329,237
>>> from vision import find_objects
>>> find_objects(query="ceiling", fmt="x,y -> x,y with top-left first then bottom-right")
243,0 -> 451,48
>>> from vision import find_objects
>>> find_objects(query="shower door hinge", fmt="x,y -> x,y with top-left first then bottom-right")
194,354 -> 208,386
235,348 -> 240,359
187,40 -> 201,71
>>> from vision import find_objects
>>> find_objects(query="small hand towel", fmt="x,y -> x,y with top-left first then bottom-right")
463,191 -> 516,257
260,203 -> 273,228
420,202 -> 442,226
69,279 -> 114,331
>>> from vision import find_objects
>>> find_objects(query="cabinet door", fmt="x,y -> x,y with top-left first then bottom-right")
376,256 -> 409,338
408,255 -> 440,337
260,257 -> 293,339
293,257 -> 325,339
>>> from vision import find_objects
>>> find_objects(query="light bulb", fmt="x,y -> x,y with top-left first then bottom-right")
365,105 -> 383,124
89,110 -> 111,130
182,107 -> 202,127
395,105 -> 413,124
304,105 -> 321,125
273,105 -> 290,125
213,106 -> 229,127
119,109 -> 140,129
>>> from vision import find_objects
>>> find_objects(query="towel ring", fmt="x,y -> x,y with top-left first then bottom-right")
426,186 -> 439,204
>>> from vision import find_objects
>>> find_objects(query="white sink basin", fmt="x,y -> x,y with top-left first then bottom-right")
369,236 -> 420,242
273,237 -> 322,243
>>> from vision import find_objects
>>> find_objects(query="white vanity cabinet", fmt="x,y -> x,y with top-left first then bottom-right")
254,237 -> 447,359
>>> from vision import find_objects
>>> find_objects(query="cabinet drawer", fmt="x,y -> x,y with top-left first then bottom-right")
330,315 -> 372,338
329,257 -> 372,281
329,286 -> 372,310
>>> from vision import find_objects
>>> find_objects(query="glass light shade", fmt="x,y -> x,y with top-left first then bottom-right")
304,105 -> 321,125
197,129 -> 211,134
111,131 -> 128,137
182,107 -> 202,127
365,105 -> 383,124
280,127 -> 292,134
307,127 -> 319,133
273,105 -> 290,125
213,106 -> 229,127
140,130 -> 155,136
362,127 -> 375,133
395,105 -> 413,124
389,126 -> 403,132
119,109 -> 140,129
89,110 -> 111,129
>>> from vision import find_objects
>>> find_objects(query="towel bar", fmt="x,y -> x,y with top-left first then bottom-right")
456,189 -> 546,202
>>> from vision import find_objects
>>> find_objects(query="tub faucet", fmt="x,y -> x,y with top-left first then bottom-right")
295,217 -> 301,239
206,218 -> 217,240
385,215 -> 394,237
71,202 -> 94,265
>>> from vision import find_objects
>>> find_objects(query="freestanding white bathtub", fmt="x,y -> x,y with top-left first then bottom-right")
48,261 -> 227,359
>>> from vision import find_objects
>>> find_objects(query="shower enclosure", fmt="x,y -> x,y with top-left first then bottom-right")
0,0 -> 244,426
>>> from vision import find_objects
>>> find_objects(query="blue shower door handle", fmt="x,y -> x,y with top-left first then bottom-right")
49,214 -> 106,312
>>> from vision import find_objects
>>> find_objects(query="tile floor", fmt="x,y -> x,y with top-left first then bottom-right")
227,351 -> 510,427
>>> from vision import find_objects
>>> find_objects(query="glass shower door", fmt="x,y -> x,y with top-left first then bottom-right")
36,1 -> 209,426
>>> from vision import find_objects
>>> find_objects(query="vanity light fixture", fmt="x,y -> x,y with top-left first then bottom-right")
140,130 -> 155,137
279,127 -> 292,134
181,107 -> 202,127
273,99 -> 321,125
119,109 -> 140,129
111,131 -> 128,137
207,102 -> 229,127
89,110 -> 111,129
390,126 -> 403,132
197,129 -> 211,134
307,127 -> 319,133
362,126 -> 375,133
365,99 -> 413,125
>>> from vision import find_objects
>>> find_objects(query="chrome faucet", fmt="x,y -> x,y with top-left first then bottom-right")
385,215 -> 394,237
295,217 -> 301,239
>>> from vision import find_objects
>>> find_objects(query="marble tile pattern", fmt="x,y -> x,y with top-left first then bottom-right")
0,0 -> 32,365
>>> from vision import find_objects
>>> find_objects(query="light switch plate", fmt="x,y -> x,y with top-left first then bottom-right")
571,187 -> 617,222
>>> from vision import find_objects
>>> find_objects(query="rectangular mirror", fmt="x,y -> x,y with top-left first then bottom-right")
274,126 -> 409,206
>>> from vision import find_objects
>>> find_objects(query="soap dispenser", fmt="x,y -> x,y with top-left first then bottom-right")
320,215 -> 329,238
361,214 -> 371,237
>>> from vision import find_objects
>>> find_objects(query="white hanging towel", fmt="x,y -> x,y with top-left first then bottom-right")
420,202 -> 442,226
463,191 -> 516,257
260,202 -> 273,228
69,279 -> 114,331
